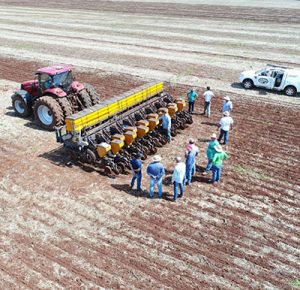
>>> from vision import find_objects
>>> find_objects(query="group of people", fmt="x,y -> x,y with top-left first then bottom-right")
129,87 -> 234,202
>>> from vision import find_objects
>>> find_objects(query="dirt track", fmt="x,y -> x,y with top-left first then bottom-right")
0,1 -> 300,289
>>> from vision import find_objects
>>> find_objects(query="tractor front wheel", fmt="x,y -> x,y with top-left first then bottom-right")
12,94 -> 31,117
33,96 -> 64,130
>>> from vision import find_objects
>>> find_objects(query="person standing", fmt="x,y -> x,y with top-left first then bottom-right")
211,145 -> 228,184
160,109 -> 171,142
172,157 -> 186,202
222,96 -> 233,113
130,153 -> 143,191
217,111 -> 234,145
147,155 -> 165,198
185,147 -> 197,186
185,138 -> 199,177
203,86 -> 214,117
203,133 -> 219,175
187,88 -> 198,113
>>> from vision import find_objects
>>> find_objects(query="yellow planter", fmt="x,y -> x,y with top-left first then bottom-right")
124,131 -> 137,145
111,139 -> 124,155
97,142 -> 111,158
137,119 -> 149,127
148,118 -> 159,131
137,125 -> 149,138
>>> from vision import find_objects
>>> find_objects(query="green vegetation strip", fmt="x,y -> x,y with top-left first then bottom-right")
233,165 -> 270,180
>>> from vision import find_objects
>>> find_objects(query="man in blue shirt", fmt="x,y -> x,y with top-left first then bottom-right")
187,88 -> 198,113
222,96 -> 233,113
160,109 -> 171,142
185,148 -> 197,185
146,155 -> 165,198
130,153 -> 143,191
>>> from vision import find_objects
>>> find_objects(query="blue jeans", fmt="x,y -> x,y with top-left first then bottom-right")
131,171 -> 142,190
218,129 -> 229,145
186,165 -> 193,184
204,101 -> 211,116
163,128 -> 171,142
205,159 -> 213,172
173,181 -> 184,201
149,177 -> 163,198
188,102 -> 195,113
212,165 -> 222,184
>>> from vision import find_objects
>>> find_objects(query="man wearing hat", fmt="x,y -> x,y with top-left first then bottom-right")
203,132 -> 219,175
217,111 -> 234,145
146,155 -> 165,198
211,145 -> 228,184
185,139 -> 199,185
160,109 -> 172,142
185,138 -> 199,178
130,153 -> 143,191
222,96 -> 233,113
172,157 -> 186,201
187,88 -> 198,113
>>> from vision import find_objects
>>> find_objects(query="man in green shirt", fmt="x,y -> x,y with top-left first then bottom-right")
211,145 -> 228,184
187,88 -> 198,113
203,133 -> 219,175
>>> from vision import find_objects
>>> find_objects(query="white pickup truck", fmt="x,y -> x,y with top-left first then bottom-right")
239,65 -> 300,96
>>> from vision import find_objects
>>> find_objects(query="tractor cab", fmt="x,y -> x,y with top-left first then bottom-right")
36,65 -> 74,93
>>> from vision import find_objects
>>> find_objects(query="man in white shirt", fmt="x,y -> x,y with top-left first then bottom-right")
222,96 -> 233,113
172,157 -> 186,201
217,111 -> 234,145
203,86 -> 214,117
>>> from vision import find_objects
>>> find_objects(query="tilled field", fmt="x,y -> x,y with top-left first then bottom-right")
0,0 -> 300,289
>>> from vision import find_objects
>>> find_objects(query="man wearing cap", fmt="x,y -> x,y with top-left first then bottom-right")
185,139 -> 199,185
222,96 -> 233,113
217,111 -> 234,145
203,86 -> 214,117
172,157 -> 186,201
203,133 -> 219,175
160,109 -> 172,142
146,155 -> 165,198
187,88 -> 198,113
185,138 -> 199,178
130,153 -> 143,191
211,145 -> 228,184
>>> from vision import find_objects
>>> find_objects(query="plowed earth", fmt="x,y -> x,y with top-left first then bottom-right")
0,1 -> 299,289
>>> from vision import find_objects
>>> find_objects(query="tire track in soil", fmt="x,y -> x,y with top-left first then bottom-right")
1,1 -> 299,24
23,208 -> 212,289
0,235 -> 87,289
0,182 -> 204,288
28,188 -> 292,290
13,182 -> 237,288
29,202 -> 220,289
8,232 -> 123,290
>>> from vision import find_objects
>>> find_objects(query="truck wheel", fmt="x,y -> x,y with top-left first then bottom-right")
78,90 -> 92,108
243,79 -> 254,89
12,94 -> 31,117
57,97 -> 73,117
84,83 -> 101,105
33,96 -> 64,130
284,86 -> 297,96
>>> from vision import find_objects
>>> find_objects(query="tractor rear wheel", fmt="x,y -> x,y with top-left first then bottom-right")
12,94 -> 31,117
78,90 -> 92,108
33,96 -> 64,130
57,97 -> 73,117
84,83 -> 101,105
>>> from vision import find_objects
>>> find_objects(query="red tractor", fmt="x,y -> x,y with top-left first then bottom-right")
11,64 -> 101,130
